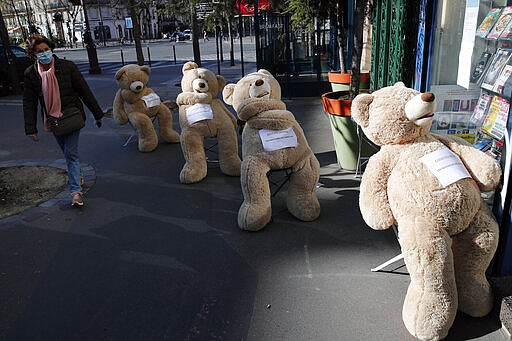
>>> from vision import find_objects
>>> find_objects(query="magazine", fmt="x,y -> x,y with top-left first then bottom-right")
492,64 -> 512,94
487,6 -> 512,39
500,13 -> 512,39
470,93 -> 492,125
481,95 -> 510,140
470,51 -> 493,83
476,8 -> 503,38
481,49 -> 512,90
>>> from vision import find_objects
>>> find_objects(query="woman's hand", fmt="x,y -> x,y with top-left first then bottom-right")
28,134 -> 39,142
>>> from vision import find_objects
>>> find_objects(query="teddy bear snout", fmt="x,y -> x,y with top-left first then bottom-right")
130,81 -> 144,93
192,78 -> 209,93
249,79 -> 271,99
405,92 -> 436,127
421,92 -> 435,103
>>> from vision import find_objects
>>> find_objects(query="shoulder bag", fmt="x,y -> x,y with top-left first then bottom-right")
39,94 -> 85,136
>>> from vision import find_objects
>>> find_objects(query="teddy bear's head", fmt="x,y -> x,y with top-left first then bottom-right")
222,69 -> 281,112
180,61 -> 226,97
351,82 -> 436,146
114,64 -> 151,93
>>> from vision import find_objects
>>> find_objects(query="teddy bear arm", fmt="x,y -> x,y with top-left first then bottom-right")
177,92 -> 212,106
112,90 -> 128,125
434,134 -> 502,191
360,153 -> 396,230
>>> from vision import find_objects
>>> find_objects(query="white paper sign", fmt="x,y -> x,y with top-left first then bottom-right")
420,148 -> 471,187
258,127 -> 298,152
141,93 -> 161,108
186,103 -> 213,125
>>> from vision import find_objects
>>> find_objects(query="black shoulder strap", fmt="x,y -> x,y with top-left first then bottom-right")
38,92 -> 49,119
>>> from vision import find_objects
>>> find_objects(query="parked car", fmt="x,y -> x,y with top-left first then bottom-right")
183,29 -> 191,40
169,31 -> 186,42
0,45 -> 32,96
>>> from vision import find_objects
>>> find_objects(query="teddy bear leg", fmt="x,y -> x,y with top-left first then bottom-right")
286,155 -> 320,221
399,216 -> 457,341
452,202 -> 499,317
156,105 -> 180,143
179,129 -> 207,184
129,112 -> 158,152
217,124 -> 241,176
238,156 -> 272,231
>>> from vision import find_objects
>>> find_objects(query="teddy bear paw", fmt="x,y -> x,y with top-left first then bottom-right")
138,138 -> 158,152
160,129 -> 181,143
180,163 -> 207,184
287,195 -> 320,221
220,158 -> 242,176
457,277 -> 493,317
238,203 -> 272,231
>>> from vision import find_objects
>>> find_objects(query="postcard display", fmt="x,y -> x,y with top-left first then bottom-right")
472,4 -> 512,275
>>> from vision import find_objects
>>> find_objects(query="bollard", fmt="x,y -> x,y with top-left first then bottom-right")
120,48 -> 125,66
172,44 -> 177,64
147,46 -> 151,67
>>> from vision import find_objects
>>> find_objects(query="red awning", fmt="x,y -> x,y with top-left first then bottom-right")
236,0 -> 270,15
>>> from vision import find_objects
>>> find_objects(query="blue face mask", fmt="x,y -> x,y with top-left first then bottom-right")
36,51 -> 53,65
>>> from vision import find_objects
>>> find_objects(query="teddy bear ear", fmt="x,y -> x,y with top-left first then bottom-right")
351,93 -> 374,127
216,75 -> 226,91
114,67 -> 126,80
257,69 -> 273,77
140,65 -> 151,75
222,84 -> 236,105
182,61 -> 199,74
394,81 -> 406,87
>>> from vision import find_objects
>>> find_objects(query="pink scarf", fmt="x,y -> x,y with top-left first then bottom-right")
37,59 -> 62,132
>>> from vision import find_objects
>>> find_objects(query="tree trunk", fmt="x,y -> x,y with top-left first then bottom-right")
336,2 -> 346,74
350,0 -> 369,99
191,3 -> 201,66
0,6 -> 21,94
129,0 -> 144,65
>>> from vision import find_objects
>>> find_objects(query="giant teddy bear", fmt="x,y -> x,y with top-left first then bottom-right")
176,62 -> 241,183
351,82 -> 501,341
113,64 -> 180,152
223,69 -> 321,231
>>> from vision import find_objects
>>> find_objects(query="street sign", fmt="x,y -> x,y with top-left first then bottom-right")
125,17 -> 133,29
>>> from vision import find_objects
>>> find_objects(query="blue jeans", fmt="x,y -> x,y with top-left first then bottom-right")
54,129 -> 82,194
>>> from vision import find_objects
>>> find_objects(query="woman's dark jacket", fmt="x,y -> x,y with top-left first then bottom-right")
23,55 -> 104,135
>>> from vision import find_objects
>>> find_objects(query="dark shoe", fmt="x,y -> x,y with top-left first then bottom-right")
71,192 -> 84,207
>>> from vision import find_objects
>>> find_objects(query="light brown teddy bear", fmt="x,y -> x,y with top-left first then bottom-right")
223,69 -> 320,231
113,64 -> 180,152
352,82 -> 501,341
176,62 -> 241,183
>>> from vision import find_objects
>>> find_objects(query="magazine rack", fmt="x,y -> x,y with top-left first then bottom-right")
472,2 -> 512,275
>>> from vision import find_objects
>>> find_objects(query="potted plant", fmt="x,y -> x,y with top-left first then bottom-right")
288,0 -> 375,170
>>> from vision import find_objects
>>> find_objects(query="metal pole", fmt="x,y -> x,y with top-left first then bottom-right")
238,0 -> 244,76
229,21 -> 235,66
216,26 -> 220,75
120,48 -> 125,66
147,45 -> 151,66
172,44 -> 176,64
254,0 -> 260,70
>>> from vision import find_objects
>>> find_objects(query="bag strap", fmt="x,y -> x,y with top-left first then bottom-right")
38,92 -> 49,119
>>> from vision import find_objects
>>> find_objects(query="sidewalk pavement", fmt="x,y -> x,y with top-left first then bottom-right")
0,62 -> 509,340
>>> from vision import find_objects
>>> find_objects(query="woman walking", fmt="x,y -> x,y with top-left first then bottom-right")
23,34 -> 104,207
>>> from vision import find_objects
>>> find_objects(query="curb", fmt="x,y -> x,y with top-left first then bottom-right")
0,159 -> 96,219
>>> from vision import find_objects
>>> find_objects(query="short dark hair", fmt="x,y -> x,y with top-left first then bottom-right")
25,34 -> 55,59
